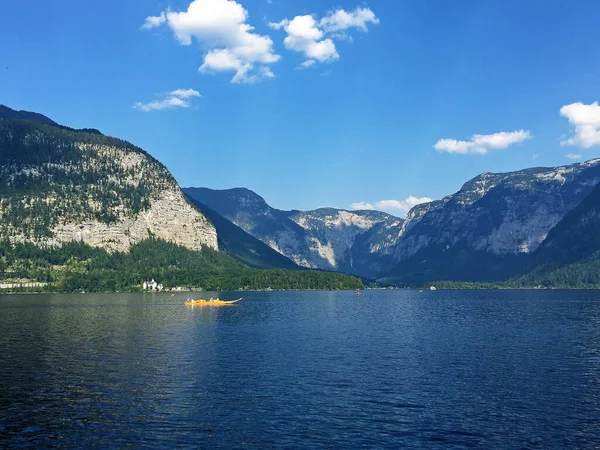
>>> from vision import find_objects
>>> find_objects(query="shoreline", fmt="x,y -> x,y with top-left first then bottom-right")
2,286 -> 600,295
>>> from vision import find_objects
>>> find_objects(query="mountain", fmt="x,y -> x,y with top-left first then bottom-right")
184,187 -> 310,263
349,218 -> 404,277
8,104 -> 600,287
0,106 -> 217,252
185,196 -> 301,270
0,105 -> 365,293
286,208 -> 402,276
513,181 -> 600,287
0,105 -> 102,134
382,159 -> 600,283
183,187 -> 400,276
0,105 -> 59,126
534,180 -> 600,264
186,159 -> 600,284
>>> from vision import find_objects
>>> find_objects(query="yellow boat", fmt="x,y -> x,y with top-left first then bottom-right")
184,297 -> 242,306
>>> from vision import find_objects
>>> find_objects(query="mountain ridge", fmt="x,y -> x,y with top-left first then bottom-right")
187,158 -> 600,285
382,158 -> 600,282
0,104 -> 365,292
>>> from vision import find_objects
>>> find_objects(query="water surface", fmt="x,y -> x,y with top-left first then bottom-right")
1,290 -> 600,448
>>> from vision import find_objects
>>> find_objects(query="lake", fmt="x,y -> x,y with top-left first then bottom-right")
1,290 -> 600,448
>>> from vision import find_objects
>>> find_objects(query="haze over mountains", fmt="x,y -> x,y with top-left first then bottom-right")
2,104 -> 600,287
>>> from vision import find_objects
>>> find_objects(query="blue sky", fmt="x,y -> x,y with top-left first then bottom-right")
1,0 -> 600,216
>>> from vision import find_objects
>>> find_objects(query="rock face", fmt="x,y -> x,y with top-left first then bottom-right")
532,180 -> 600,266
349,218 -> 404,277
0,108 -> 217,252
184,188 -> 399,275
287,208 -> 401,276
49,188 -> 217,252
383,159 -> 600,282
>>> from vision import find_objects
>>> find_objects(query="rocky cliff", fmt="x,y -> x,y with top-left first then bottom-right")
0,108 -> 217,252
287,208 -> 401,275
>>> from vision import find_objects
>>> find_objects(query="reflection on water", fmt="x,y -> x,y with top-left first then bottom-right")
1,290 -> 600,448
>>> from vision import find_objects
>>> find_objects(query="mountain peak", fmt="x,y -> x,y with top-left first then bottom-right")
184,187 -> 271,215
0,104 -> 103,135
0,105 -> 58,126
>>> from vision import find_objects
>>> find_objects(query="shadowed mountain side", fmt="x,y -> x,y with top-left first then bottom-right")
187,197 -> 302,270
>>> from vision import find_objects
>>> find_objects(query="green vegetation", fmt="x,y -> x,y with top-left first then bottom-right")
384,244 -> 529,284
511,258 -> 600,289
0,119 -> 174,239
0,238 -> 364,293
383,257 -> 600,289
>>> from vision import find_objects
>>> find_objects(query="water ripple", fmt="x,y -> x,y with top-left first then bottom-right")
1,290 -> 600,448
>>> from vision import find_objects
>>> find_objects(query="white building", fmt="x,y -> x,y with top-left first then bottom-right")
142,279 -> 161,291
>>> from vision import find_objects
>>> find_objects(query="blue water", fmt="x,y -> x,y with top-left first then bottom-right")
1,290 -> 600,448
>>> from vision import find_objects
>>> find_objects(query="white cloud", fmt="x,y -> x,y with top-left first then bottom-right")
565,153 -> 582,160
168,88 -> 201,98
142,0 -> 279,84
134,97 -> 189,112
376,197 -> 433,213
134,88 -> 201,112
560,102 -> 600,148
305,39 -> 338,61
319,7 -> 380,32
284,16 -> 322,40
350,196 -> 433,214
434,130 -> 531,155
350,202 -> 375,210
267,19 -> 287,30
141,12 -> 166,30
269,7 -> 378,67
297,59 -> 316,69
330,32 -> 353,42
270,15 -> 338,64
